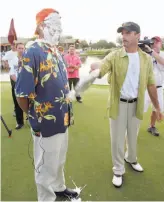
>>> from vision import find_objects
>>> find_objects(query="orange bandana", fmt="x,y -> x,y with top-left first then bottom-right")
36,8 -> 59,25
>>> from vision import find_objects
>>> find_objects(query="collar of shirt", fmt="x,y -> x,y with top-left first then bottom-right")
35,39 -> 54,49
36,39 -> 64,65
120,47 -> 142,58
68,53 -> 78,57
35,39 -> 59,58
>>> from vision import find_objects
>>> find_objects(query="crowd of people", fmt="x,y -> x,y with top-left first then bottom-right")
1,8 -> 164,201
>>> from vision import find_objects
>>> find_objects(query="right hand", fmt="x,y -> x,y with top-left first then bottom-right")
156,109 -> 164,122
90,62 -> 101,73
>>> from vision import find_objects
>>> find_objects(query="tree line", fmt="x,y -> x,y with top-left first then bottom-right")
29,35 -> 164,50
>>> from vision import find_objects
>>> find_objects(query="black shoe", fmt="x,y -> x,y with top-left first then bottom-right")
76,97 -> 82,103
55,188 -> 79,199
147,127 -> 160,136
77,100 -> 82,103
15,124 -> 24,130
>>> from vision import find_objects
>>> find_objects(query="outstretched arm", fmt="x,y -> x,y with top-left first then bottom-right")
90,52 -> 113,78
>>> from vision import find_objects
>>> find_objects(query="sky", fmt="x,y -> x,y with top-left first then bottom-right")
0,0 -> 164,43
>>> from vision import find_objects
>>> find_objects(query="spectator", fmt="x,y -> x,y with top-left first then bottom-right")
64,45 -> 82,103
10,43 -> 25,129
2,43 -> 17,116
144,36 -> 164,136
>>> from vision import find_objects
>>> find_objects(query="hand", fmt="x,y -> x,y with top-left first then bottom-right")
69,64 -> 75,68
70,116 -> 74,125
144,45 -> 152,53
68,68 -> 74,73
90,62 -> 101,73
156,109 -> 164,122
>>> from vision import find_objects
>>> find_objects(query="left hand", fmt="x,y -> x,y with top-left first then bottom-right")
156,109 -> 164,122
70,116 -> 74,125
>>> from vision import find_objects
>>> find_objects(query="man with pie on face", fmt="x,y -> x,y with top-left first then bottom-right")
15,8 -> 78,201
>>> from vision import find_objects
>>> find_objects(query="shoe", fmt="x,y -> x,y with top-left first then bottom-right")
77,100 -> 82,103
15,124 -> 24,130
124,158 -> 144,172
147,127 -> 159,136
112,175 -> 123,188
55,188 -> 79,199
76,97 -> 82,103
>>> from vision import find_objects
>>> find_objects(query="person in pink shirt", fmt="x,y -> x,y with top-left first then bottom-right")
64,45 -> 82,103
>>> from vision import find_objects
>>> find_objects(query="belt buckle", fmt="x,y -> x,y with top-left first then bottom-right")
127,98 -> 133,103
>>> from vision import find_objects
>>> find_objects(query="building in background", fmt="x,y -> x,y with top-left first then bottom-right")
0,37 -> 29,52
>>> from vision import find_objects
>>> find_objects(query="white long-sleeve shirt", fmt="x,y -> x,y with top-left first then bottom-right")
9,56 -> 19,79
2,50 -> 17,67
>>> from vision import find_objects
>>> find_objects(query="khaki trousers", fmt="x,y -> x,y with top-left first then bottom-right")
32,130 -> 68,202
110,101 -> 140,175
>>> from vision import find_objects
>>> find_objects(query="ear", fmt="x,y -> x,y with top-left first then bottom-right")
35,23 -> 44,38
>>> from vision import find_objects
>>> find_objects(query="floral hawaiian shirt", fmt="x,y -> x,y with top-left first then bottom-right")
15,40 -> 73,137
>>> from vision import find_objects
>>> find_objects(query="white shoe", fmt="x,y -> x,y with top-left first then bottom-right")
131,163 -> 144,172
112,175 -> 123,187
125,158 -> 144,172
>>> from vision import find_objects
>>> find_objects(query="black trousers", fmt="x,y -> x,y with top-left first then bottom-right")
10,79 -> 16,112
68,78 -> 81,100
11,79 -> 24,125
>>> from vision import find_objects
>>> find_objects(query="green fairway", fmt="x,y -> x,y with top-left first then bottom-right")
1,82 -> 164,201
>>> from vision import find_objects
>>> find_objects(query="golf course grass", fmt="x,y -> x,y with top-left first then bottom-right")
1,82 -> 164,201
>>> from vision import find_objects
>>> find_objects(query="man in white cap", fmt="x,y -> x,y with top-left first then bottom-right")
15,8 -> 78,201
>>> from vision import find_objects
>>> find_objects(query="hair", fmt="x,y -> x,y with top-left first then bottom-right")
153,38 -> 162,45
35,23 -> 44,37
16,43 -> 24,48
58,46 -> 64,51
